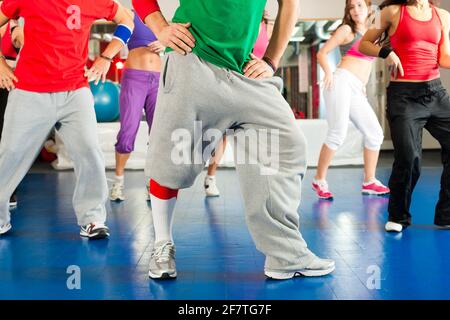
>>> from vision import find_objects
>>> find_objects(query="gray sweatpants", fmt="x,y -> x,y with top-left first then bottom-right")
0,88 -> 108,227
147,52 -> 316,272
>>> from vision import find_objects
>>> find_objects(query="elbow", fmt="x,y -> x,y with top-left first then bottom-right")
439,54 -> 450,68
278,0 -> 299,11
129,20 -> 135,32
119,19 -> 134,33
358,41 -> 367,55
317,50 -> 326,60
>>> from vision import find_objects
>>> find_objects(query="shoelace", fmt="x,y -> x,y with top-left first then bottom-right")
86,223 -> 107,233
316,181 -> 330,192
153,242 -> 174,263
112,183 -> 124,194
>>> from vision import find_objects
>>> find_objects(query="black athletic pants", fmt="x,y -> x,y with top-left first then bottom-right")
387,79 -> 450,227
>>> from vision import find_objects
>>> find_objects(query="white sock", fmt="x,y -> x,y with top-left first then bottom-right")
115,175 -> 124,184
206,175 -> 215,180
150,195 -> 176,243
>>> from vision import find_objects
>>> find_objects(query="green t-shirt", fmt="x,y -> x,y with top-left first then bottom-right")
171,0 -> 267,73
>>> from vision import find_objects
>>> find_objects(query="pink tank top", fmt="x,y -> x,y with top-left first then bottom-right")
253,22 -> 269,59
344,33 -> 375,62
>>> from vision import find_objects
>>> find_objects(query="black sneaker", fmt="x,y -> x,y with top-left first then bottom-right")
80,222 -> 110,239
9,194 -> 17,208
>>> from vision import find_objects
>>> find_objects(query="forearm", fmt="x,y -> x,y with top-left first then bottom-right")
105,6 -> 135,59
317,52 -> 332,74
101,39 -> 125,59
144,11 -> 169,38
0,12 -> 10,39
264,0 -> 299,67
439,55 -> 450,68
359,40 -> 382,57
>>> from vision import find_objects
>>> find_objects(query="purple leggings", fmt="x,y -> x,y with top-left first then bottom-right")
115,68 -> 160,154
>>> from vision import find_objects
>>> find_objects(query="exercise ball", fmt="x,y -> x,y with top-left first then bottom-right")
89,80 -> 120,122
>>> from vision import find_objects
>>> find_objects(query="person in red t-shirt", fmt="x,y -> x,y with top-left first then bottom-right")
0,0 -> 134,239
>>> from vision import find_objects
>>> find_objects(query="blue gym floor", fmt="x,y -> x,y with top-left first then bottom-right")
1,161 -> 450,300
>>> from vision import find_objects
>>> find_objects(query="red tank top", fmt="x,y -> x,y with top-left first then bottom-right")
390,5 -> 443,81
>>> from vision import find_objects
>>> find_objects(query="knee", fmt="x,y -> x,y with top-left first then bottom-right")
115,132 -> 137,154
278,126 -> 307,174
324,129 -> 347,150
115,141 -> 134,154
72,139 -> 104,164
364,128 -> 384,151
394,150 -> 420,170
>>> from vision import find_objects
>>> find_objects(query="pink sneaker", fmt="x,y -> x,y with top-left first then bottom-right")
362,179 -> 390,196
312,180 -> 334,200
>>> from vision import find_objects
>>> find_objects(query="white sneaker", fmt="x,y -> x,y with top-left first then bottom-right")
110,181 -> 125,201
204,176 -> 220,197
0,223 -> 12,236
385,221 -> 403,233
265,256 -> 335,280
149,241 -> 177,279
80,222 -> 110,239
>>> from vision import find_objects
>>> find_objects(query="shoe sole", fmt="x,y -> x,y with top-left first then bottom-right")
80,229 -> 110,240
436,225 -> 450,230
109,197 -> 125,202
361,190 -> 390,196
205,193 -> 220,197
0,224 -> 12,235
148,271 -> 177,280
311,187 -> 333,200
385,229 -> 402,233
265,265 -> 335,280
385,224 -> 403,233
9,202 -> 17,208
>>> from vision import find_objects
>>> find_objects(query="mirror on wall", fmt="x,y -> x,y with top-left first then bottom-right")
277,19 -> 386,125
277,19 -> 342,119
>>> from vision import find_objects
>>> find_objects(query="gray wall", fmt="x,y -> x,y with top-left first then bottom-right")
116,0 -> 337,20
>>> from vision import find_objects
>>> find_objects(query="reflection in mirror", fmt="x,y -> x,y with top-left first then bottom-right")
276,19 -> 386,129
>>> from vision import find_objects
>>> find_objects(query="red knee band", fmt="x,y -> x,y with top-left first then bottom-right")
150,179 -> 178,200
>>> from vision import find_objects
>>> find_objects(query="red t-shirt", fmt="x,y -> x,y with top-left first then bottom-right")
0,0 -> 119,92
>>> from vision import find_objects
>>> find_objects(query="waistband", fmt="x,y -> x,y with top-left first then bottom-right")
388,78 -> 443,92
122,68 -> 160,80
334,68 -> 364,88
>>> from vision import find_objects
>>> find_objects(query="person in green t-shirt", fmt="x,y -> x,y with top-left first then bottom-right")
133,0 -> 336,281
